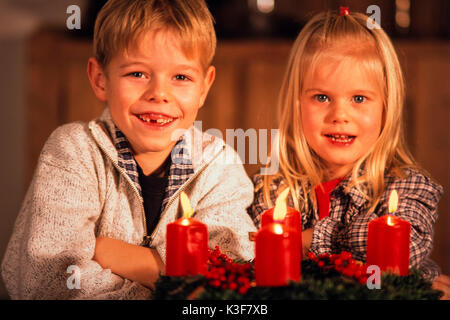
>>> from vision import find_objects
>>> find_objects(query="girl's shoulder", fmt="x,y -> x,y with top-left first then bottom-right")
251,173 -> 286,191
249,174 -> 288,224
379,167 -> 444,210
385,167 -> 443,196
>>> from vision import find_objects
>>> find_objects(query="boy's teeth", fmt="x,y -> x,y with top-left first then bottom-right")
138,114 -> 173,124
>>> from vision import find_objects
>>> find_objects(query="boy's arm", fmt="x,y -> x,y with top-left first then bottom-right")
1,124 -> 150,299
93,237 -> 164,289
191,146 -> 257,261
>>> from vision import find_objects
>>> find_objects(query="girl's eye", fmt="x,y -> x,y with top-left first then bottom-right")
353,95 -> 366,103
315,94 -> 329,103
174,74 -> 189,81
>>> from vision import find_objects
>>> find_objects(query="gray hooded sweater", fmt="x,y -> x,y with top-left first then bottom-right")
2,108 -> 257,299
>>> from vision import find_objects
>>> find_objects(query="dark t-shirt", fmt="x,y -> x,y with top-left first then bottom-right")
137,157 -> 171,235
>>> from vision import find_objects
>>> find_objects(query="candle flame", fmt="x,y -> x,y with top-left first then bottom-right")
273,188 -> 290,221
274,224 -> 284,235
387,215 -> 395,226
180,191 -> 194,218
388,190 -> 398,214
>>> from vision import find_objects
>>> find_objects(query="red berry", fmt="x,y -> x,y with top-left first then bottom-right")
238,286 -> 248,295
319,253 -> 330,260
341,251 -> 352,261
307,252 -> 316,260
318,261 -> 325,267
343,267 -> 354,277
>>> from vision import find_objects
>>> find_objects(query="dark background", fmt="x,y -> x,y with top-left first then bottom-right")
0,0 -> 448,299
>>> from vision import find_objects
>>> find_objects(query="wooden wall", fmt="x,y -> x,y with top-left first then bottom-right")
27,30 -> 449,274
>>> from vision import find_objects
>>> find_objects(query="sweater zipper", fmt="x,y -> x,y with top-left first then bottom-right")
142,144 -> 226,247
90,130 -> 148,236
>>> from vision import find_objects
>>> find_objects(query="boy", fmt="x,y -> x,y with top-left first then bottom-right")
2,0 -> 256,299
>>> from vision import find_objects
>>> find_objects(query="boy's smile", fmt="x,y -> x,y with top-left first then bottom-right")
88,29 -> 215,173
300,55 -> 384,180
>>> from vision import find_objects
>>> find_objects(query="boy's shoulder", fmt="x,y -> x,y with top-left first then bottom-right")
40,119 -> 107,171
44,121 -> 96,154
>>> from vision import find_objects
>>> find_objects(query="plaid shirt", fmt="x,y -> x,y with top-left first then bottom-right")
114,127 -> 194,215
248,168 -> 444,280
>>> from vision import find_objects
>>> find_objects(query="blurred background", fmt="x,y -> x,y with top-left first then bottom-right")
0,0 -> 449,299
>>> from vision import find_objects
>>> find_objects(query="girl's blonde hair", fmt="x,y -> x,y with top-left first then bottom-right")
264,11 -> 419,213
93,0 -> 216,72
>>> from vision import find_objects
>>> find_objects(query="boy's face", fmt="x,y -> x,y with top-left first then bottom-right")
90,30 -> 215,158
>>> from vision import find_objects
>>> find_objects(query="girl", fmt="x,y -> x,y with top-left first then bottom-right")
248,11 -> 444,282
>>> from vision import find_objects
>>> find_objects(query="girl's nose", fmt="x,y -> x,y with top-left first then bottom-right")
328,100 -> 349,124
143,77 -> 169,103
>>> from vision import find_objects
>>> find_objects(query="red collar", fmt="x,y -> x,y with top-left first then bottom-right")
315,177 -> 345,220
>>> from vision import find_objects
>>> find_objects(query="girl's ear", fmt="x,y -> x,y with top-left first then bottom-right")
87,57 -> 108,102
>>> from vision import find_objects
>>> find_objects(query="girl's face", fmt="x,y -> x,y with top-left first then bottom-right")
300,57 -> 384,180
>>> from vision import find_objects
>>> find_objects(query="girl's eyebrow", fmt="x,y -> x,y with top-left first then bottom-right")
304,88 -> 378,96
304,88 -> 331,94
349,89 -> 378,96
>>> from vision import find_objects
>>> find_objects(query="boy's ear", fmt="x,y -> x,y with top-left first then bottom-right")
87,57 -> 108,102
199,65 -> 216,108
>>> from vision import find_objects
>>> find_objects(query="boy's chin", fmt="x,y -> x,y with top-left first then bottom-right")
137,141 -> 179,155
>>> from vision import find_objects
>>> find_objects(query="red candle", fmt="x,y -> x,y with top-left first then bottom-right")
366,191 -> 411,275
255,222 -> 301,286
255,188 -> 302,286
165,192 -> 208,276
261,206 -> 302,232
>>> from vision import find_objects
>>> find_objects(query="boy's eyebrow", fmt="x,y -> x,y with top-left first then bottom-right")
119,61 -> 148,69
177,64 -> 201,72
118,62 -> 201,73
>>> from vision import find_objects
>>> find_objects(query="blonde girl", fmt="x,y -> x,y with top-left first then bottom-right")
249,10 -> 443,281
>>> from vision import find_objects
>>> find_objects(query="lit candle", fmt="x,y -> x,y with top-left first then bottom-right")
260,188 -> 302,233
255,188 -> 302,286
366,190 -> 411,275
165,191 -> 208,276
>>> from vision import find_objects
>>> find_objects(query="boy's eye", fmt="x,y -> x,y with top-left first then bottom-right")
129,72 -> 145,78
314,94 -> 330,103
353,95 -> 366,103
174,74 -> 189,81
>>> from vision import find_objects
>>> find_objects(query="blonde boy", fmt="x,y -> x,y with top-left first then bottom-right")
2,0 -> 256,299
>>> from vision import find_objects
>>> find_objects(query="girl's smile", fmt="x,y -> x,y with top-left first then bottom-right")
300,54 -> 384,180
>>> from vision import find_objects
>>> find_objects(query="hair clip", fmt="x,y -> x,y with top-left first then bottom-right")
340,6 -> 350,16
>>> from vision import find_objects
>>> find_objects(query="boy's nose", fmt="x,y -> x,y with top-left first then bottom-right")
143,78 -> 169,103
328,100 -> 349,124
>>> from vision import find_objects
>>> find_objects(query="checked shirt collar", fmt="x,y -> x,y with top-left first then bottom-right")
113,126 -> 195,212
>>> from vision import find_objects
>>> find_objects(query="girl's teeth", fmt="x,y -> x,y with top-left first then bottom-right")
328,135 -> 354,143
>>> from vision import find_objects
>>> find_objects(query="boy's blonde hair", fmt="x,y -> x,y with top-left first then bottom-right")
93,0 -> 216,71
264,11 -> 418,213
